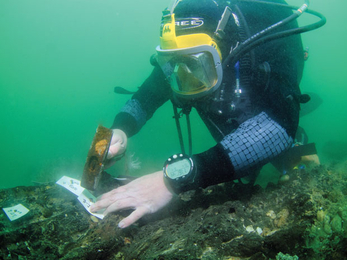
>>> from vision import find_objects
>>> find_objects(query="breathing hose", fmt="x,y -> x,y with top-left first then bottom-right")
223,0 -> 326,68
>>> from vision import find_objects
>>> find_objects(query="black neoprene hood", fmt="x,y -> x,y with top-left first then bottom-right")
171,0 -> 221,37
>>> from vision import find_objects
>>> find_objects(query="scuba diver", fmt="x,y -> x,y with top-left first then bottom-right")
90,0 -> 326,228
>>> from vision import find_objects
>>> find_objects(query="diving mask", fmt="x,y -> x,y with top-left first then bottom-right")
156,44 -> 223,99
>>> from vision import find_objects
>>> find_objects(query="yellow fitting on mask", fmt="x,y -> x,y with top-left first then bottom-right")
160,14 -> 222,59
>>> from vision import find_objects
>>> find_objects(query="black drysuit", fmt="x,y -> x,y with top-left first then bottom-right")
111,0 -> 305,192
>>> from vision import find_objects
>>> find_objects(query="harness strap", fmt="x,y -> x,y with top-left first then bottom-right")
173,104 -> 193,155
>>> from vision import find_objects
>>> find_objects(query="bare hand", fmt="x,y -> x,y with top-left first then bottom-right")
90,171 -> 173,228
104,129 -> 127,168
107,129 -> 127,159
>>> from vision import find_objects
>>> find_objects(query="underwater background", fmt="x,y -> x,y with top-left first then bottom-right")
0,0 -> 346,189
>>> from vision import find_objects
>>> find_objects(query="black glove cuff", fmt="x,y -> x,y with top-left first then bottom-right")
163,145 -> 236,194
192,144 -> 235,190
111,112 -> 138,138
168,144 -> 235,193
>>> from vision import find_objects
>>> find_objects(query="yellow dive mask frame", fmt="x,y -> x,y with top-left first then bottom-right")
156,14 -> 223,99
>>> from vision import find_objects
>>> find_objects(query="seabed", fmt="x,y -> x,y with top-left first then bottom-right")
1,161 -> 347,259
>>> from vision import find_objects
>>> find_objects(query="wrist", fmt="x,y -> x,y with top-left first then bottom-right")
192,144 -> 235,188
163,154 -> 198,194
162,144 -> 235,194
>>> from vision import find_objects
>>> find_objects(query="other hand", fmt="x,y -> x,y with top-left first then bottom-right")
90,171 -> 173,228
107,129 -> 127,159
105,129 -> 127,168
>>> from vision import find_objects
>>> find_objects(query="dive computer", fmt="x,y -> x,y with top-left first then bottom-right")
163,154 -> 196,194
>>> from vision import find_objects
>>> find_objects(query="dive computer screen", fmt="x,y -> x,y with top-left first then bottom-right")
166,158 -> 191,179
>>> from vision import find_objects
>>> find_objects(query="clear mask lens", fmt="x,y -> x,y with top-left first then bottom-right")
156,44 -> 222,98
171,63 -> 206,94
159,51 -> 218,95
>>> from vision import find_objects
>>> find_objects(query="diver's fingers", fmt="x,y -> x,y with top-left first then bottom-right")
100,185 -> 127,200
107,142 -> 122,159
90,189 -> 128,212
103,197 -> 137,215
107,130 -> 127,159
90,199 -> 110,212
118,206 -> 150,229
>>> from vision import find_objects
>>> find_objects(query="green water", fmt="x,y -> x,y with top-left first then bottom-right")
0,0 -> 346,189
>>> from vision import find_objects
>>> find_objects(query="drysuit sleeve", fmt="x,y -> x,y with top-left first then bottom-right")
183,112 -> 294,192
111,66 -> 172,137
